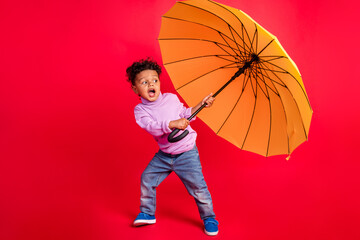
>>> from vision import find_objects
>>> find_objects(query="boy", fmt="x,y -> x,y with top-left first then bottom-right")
126,58 -> 219,236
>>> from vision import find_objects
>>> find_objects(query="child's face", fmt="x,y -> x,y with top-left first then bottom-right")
132,70 -> 161,102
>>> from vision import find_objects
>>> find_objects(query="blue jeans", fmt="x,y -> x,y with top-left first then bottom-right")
140,145 -> 216,220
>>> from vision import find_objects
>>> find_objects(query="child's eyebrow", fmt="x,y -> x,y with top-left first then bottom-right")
138,75 -> 159,81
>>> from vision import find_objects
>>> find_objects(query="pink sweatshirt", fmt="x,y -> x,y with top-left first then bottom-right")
134,92 -> 197,154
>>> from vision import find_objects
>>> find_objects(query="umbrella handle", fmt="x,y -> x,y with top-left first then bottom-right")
167,128 -> 189,143
167,102 -> 208,143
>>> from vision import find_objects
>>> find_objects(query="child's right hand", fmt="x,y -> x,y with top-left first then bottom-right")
169,118 -> 189,130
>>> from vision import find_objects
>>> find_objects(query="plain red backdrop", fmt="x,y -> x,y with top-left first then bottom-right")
1,0 -> 359,239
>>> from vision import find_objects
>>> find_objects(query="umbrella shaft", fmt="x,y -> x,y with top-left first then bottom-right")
188,60 -> 253,121
213,66 -> 246,98
188,102 -> 207,120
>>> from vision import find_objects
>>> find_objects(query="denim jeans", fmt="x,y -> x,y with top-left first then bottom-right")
140,145 -> 216,220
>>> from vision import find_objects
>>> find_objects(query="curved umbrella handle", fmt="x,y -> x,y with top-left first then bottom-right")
167,128 -> 189,143
167,102 -> 208,143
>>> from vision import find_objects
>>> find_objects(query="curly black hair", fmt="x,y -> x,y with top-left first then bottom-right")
126,58 -> 162,85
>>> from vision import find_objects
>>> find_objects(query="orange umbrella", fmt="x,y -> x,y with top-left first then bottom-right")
158,0 -> 312,157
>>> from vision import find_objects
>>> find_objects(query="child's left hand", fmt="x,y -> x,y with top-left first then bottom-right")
202,93 -> 215,108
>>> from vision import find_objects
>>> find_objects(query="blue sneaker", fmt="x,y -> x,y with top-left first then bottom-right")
133,213 -> 156,227
203,218 -> 219,236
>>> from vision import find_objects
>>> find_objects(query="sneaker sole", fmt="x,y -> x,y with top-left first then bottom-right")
204,229 -> 218,236
133,219 -> 156,227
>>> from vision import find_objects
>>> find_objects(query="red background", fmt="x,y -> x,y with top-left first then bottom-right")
1,0 -> 359,239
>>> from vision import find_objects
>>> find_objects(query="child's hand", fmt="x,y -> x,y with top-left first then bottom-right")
169,118 -> 189,130
202,93 -> 215,108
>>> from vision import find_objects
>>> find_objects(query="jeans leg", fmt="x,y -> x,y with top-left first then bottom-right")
140,152 -> 171,215
173,146 -> 216,220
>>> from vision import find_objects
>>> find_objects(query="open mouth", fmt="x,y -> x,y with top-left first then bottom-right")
148,89 -> 156,97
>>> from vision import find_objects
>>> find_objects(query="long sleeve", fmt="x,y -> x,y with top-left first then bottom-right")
134,106 -> 172,137
179,105 -> 196,121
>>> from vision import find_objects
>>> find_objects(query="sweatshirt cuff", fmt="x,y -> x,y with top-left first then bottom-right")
162,119 -> 172,134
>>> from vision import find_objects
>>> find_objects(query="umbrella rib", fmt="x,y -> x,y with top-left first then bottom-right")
258,61 -> 292,93
216,68 -> 256,137
242,68 -> 252,92
259,60 -> 312,111
252,25 -> 258,53
250,69 -> 268,98
217,32 -> 250,58
258,58 -> 311,106
256,57 -> 292,75
251,64 -> 290,156
161,16 -> 250,54
174,2 -> 254,54
253,68 -> 287,154
216,67 -> 260,150
258,61 -> 309,141
214,41 -> 242,60
163,54 -> 238,66
241,27 -> 246,58
254,64 -> 282,95
259,62 -> 290,153
206,0 -> 255,53
267,98 -> 272,157
249,68 -> 258,98
258,39 -> 275,56
175,62 -> 239,91
159,36 -> 247,56
241,70 -> 258,150
227,25 -> 246,61
256,66 -> 288,75
259,56 -> 287,62
215,89 -> 242,135
256,70 -> 281,93
265,80 -> 272,157
251,64 -> 272,156
219,28 -> 244,61
257,64 -> 287,87
216,72 -> 251,135
260,58 -> 290,72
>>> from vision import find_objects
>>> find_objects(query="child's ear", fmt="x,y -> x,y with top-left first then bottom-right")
132,85 -> 138,95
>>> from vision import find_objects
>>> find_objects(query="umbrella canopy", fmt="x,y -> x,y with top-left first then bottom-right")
158,0 -> 312,157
